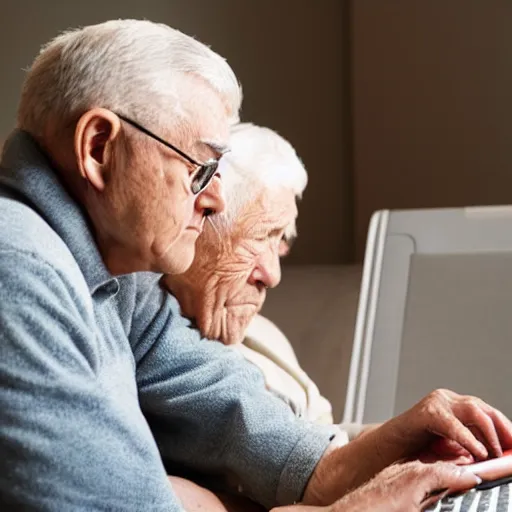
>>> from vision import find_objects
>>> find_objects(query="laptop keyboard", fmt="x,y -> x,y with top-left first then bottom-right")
427,484 -> 512,512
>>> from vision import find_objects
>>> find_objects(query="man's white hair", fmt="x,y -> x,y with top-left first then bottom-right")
17,19 -> 242,136
214,123 -> 308,238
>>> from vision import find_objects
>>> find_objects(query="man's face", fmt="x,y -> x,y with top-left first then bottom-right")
164,187 -> 298,344
149,77 -> 231,275
84,75 -> 230,275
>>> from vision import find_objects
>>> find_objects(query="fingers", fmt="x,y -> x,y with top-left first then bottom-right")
419,389 -> 512,461
427,437 -> 473,463
382,461 -> 481,510
457,402 -> 502,458
431,437 -> 471,456
433,410 -> 488,460
425,462 -> 481,493
415,461 -> 480,510
484,407 -> 512,451
334,461 -> 481,512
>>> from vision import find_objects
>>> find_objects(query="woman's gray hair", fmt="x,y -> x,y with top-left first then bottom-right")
213,123 -> 308,237
18,19 -> 242,137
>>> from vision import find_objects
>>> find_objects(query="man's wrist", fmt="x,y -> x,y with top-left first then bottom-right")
302,433 -> 359,506
303,420 -> 418,507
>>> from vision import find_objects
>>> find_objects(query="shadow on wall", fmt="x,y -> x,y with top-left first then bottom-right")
0,0 -> 347,266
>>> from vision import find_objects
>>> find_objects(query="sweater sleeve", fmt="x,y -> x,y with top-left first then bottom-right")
131,278 -> 339,509
0,251 -> 182,511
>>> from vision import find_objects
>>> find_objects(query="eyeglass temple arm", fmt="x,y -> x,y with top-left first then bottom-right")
115,113 -> 201,167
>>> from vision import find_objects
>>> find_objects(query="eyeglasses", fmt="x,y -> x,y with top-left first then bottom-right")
116,113 -> 220,194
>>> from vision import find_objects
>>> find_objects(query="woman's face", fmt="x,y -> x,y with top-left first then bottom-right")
163,187 -> 297,344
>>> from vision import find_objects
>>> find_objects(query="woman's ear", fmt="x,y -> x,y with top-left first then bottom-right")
74,108 -> 121,191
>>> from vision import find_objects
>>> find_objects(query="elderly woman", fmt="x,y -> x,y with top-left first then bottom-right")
163,122 -> 368,439
164,123 -> 512,512
163,122 -> 336,426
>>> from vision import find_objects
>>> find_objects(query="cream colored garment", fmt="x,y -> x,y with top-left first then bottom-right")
237,315 -> 365,444
238,314 -> 335,425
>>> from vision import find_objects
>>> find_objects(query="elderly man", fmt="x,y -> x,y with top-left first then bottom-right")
165,123 -> 512,511
0,19 -> 510,512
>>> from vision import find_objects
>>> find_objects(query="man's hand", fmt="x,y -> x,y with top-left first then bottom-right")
303,389 -> 512,506
334,461 -> 480,512
417,437 -> 475,465
391,389 -> 512,461
272,461 -> 481,512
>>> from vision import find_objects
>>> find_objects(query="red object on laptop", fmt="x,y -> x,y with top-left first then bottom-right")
465,449 -> 512,481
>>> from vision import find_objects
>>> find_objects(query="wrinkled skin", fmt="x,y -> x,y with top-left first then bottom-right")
301,389 -> 512,508
163,187 -> 297,344
44,73 -> 229,276
272,461 -> 481,512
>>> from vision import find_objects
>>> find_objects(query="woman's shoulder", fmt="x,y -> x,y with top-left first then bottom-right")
244,314 -> 299,365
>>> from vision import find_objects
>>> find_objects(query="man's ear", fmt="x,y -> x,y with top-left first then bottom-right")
74,108 -> 121,191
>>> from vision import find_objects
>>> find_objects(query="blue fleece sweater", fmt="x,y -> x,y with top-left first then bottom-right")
0,131 -> 336,511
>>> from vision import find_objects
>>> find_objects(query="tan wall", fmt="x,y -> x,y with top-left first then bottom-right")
352,0 -> 512,257
0,0 -> 346,265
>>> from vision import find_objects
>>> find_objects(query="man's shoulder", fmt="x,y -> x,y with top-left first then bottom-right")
129,273 -> 183,326
0,194 -> 84,287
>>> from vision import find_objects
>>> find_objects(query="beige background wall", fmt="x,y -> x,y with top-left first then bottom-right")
352,0 -> 512,257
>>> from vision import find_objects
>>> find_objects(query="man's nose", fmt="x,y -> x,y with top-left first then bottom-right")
195,176 -> 225,215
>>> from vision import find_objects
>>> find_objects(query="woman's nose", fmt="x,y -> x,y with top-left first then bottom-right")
248,254 -> 282,290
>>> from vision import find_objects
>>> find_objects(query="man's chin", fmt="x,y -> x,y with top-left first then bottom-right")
156,245 -> 195,275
